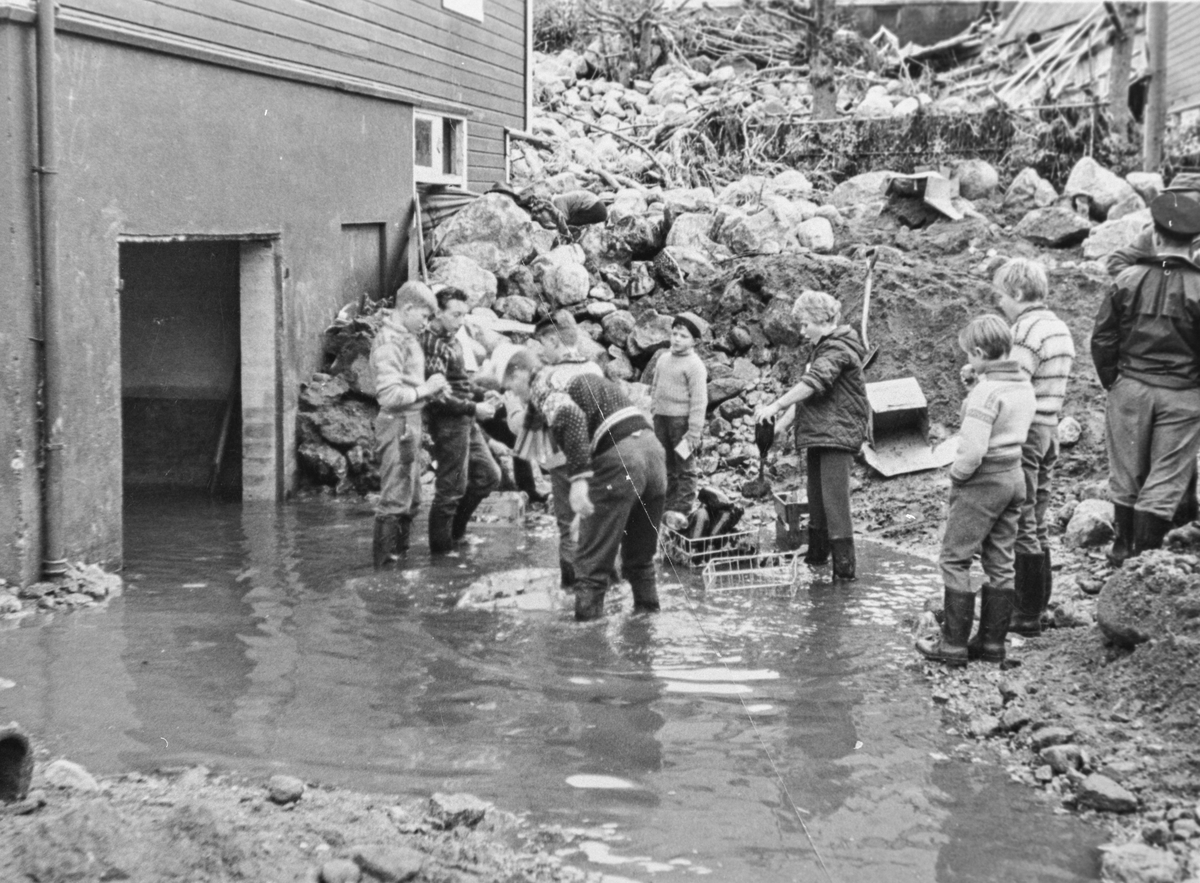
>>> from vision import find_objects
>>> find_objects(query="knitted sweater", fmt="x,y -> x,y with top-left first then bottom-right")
420,319 -> 478,419
540,373 -> 649,481
1009,303 -> 1076,426
371,315 -> 425,415
951,359 -> 1036,482
649,350 -> 708,439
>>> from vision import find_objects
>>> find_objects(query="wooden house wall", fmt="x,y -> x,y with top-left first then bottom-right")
60,0 -> 529,189
1166,2 -> 1200,113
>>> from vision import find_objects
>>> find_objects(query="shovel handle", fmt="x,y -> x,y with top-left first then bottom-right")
862,250 -> 878,349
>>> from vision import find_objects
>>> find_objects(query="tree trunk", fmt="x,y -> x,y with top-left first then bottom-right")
809,0 -> 838,120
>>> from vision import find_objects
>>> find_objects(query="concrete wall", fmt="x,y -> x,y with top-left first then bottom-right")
0,21 -> 416,581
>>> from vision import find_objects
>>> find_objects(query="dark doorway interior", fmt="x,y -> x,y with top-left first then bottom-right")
120,241 -> 243,499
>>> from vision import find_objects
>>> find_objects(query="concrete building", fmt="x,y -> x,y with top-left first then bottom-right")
0,0 -> 531,585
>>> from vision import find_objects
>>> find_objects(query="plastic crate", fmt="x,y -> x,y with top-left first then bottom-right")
702,551 -> 803,592
659,523 -> 762,568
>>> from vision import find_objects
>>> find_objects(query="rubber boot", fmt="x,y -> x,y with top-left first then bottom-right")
630,578 -> 660,613
1107,504 -> 1135,567
830,537 -> 856,581
429,513 -> 455,555
451,493 -> 487,544
1132,509 -> 1173,557
373,515 -> 402,568
805,527 -> 830,566
969,585 -> 1014,663
1008,552 -> 1045,637
1041,547 -> 1053,626
915,590 -> 974,668
560,558 -> 576,589
574,584 -> 607,622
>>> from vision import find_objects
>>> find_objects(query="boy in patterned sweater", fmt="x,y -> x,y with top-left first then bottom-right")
917,315 -> 1035,667
991,259 -> 1075,636
648,312 -> 708,530
502,348 -> 666,621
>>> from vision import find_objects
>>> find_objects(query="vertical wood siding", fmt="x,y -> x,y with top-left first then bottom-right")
61,0 -> 528,188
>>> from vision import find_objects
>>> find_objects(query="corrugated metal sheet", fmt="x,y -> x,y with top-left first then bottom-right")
994,1 -> 1097,46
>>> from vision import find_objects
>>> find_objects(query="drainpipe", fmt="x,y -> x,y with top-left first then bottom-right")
37,0 -> 67,580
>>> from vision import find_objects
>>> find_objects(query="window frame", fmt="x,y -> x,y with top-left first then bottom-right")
442,0 -> 484,23
413,111 -> 468,186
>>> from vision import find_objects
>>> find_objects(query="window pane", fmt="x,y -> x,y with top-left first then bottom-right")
415,118 -> 433,168
442,118 -> 457,175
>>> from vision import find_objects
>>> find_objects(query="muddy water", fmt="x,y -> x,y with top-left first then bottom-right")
0,495 -> 1104,882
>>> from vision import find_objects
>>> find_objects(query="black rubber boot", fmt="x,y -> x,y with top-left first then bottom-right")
915,590 -> 974,668
1132,509 -> 1173,556
830,537 -> 856,581
1107,504 -> 1135,566
1008,552 -> 1045,637
804,527 -> 830,566
574,585 -> 607,622
429,514 -> 455,555
630,579 -> 660,613
1042,547 -> 1053,623
969,585 -> 1014,663
373,515 -> 402,568
560,558 -> 576,589
451,493 -> 487,544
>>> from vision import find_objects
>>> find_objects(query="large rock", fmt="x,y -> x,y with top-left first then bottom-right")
1107,192 -> 1146,221
1063,498 -> 1114,548
428,255 -> 498,309
796,216 -> 835,253
660,245 -> 715,282
304,400 -> 376,448
1076,773 -> 1138,813
1096,550 -> 1200,649
1013,206 -> 1091,247
770,169 -> 814,198
830,171 -> 892,208
606,213 -> 667,261
600,309 -> 636,347
666,212 -> 718,252
495,294 -> 538,323
716,175 -> 771,208
661,187 -> 716,215
953,159 -> 1000,200
625,310 -> 673,358
300,373 -> 350,412
299,440 -> 349,488
1003,167 -> 1057,209
431,193 -> 537,276
719,209 -> 797,255
1064,156 -> 1137,219
1125,171 -> 1164,204
761,295 -> 801,347
1099,842 -> 1179,883
533,245 -> 590,308
1083,211 -> 1152,260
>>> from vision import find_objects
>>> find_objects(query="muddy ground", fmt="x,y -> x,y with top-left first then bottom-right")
4,206 -> 1200,881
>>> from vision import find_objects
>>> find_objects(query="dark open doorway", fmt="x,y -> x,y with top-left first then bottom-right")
119,241 -> 243,500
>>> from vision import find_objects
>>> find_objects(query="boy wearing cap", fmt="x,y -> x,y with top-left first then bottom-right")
1091,181 -> 1200,559
371,282 -> 449,566
648,312 -> 708,530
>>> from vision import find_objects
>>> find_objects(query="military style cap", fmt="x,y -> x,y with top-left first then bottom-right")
1150,190 -> 1200,237
1165,172 -> 1200,193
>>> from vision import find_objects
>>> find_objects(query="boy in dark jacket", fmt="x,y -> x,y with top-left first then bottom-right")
755,291 -> 869,580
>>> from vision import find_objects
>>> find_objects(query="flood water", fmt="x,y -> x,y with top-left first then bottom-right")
0,494 -> 1104,882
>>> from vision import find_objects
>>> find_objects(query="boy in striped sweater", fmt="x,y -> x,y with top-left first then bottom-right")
917,315 -> 1035,667
992,259 -> 1075,636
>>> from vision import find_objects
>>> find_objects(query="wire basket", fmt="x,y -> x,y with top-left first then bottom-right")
659,524 -> 763,568
701,551 -> 803,592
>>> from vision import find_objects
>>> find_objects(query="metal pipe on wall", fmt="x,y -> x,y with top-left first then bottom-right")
1142,0 -> 1167,172
37,0 -> 67,579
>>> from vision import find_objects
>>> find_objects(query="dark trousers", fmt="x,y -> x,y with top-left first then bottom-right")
806,447 -> 854,540
479,410 -> 540,498
429,416 -> 501,548
575,431 -> 666,597
940,463 -> 1024,595
654,414 -> 698,514
1106,376 -> 1200,519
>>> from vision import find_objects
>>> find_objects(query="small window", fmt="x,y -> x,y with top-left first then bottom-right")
443,0 -> 483,22
414,112 -> 466,185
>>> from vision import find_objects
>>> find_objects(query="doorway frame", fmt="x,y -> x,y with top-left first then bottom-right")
117,233 -> 284,502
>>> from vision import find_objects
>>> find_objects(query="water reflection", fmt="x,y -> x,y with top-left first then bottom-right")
0,497 -> 1107,882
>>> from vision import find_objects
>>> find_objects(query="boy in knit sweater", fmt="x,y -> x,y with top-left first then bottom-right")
991,259 -> 1075,635
917,315 -> 1035,667
649,312 -> 708,530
